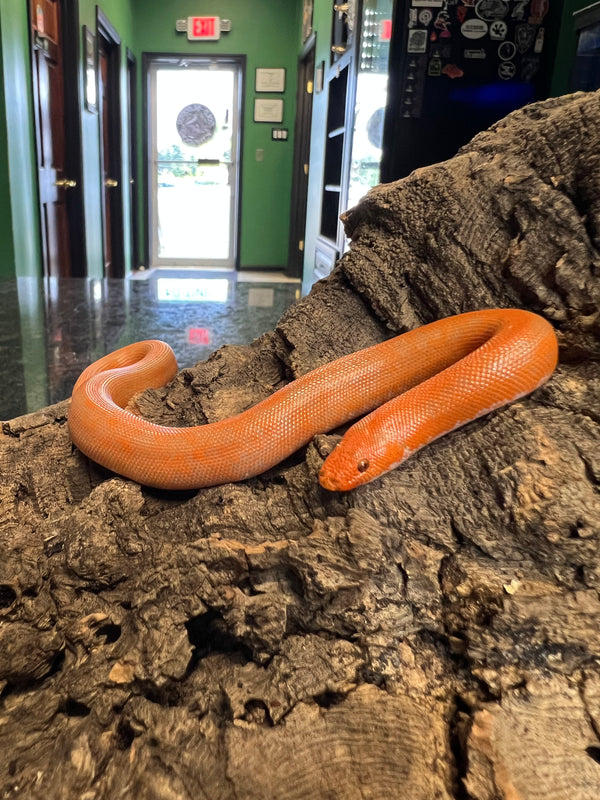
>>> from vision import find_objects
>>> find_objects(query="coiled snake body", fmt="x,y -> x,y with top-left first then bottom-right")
68,309 -> 558,491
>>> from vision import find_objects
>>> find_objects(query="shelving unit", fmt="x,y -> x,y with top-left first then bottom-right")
318,56 -> 355,255
313,2 -> 358,279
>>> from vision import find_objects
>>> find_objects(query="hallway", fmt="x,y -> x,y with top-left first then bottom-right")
0,271 -> 300,421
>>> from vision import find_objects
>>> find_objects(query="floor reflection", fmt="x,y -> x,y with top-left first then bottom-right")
0,271 -> 300,421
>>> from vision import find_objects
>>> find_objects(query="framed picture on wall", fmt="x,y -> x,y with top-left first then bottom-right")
253,98 -> 284,123
255,68 -> 286,93
83,26 -> 97,113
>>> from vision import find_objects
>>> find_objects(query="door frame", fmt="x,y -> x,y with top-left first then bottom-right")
142,53 -> 245,270
127,48 -> 139,271
61,0 -> 86,274
29,0 -> 86,277
287,33 -> 316,278
96,7 -> 125,277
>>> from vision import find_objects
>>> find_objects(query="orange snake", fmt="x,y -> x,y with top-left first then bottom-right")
68,309 -> 558,492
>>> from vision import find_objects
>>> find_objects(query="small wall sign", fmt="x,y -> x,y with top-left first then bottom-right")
254,98 -> 284,123
255,68 -> 286,92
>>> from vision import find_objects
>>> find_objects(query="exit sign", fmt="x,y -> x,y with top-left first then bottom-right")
187,16 -> 220,40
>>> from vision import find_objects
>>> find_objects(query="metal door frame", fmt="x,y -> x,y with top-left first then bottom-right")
145,54 -> 244,269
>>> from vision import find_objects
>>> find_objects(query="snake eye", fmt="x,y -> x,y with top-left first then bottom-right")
357,459 -> 370,473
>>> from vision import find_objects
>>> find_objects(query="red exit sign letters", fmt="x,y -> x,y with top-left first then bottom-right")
187,16 -> 221,41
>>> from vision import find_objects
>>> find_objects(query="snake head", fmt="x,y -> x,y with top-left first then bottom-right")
319,432 -> 407,492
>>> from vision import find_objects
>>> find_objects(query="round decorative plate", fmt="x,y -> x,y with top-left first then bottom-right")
176,104 -> 216,146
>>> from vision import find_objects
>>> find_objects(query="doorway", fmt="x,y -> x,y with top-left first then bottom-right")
97,9 -> 124,278
29,0 -> 84,278
146,56 -> 244,269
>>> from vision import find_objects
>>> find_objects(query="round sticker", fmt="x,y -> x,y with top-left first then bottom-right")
475,0 -> 509,20
461,19 -> 488,38
419,9 -> 433,25
498,40 -> 516,60
176,104 -> 216,146
498,61 -> 516,79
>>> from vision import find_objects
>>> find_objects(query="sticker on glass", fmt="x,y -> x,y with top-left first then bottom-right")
461,19 -> 488,38
464,48 -> 486,58
407,28 -> 428,52
489,20 -> 507,39
434,9 -> 452,36
176,104 -> 216,147
428,52 -> 443,75
515,23 -> 536,53
521,56 -> 540,80
475,0 -> 508,21
498,61 -> 516,79
442,63 -> 464,78
498,40 -> 516,60
529,0 -> 549,24
511,0 -> 527,21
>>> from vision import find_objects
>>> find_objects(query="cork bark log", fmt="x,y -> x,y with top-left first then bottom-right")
1,90 -> 600,800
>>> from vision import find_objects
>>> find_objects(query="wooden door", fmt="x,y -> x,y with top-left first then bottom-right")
30,0 -> 76,278
97,11 -> 124,278
127,50 -> 139,271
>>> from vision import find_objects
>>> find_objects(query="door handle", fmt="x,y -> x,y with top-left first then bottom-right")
105,178 -> 119,188
54,179 -> 77,189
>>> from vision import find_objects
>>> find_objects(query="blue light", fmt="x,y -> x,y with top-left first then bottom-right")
449,81 -> 535,110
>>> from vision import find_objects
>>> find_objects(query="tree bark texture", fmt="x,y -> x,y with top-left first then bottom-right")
1,90 -> 600,799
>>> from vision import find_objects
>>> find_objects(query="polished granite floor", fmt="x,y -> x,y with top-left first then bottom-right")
0,269 -> 301,421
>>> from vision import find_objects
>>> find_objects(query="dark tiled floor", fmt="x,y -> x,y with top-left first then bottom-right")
0,270 -> 300,421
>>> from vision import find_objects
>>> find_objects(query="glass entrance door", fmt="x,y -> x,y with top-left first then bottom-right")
148,58 -> 242,268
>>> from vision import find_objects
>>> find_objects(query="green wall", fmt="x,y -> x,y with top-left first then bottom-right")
0,19 -> 15,274
78,0 -> 135,278
0,0 -> 41,279
130,0 -> 302,268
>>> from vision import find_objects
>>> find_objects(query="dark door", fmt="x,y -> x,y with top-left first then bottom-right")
30,0 -> 83,277
97,10 -> 124,277
287,35 -> 315,278
127,49 -> 139,271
